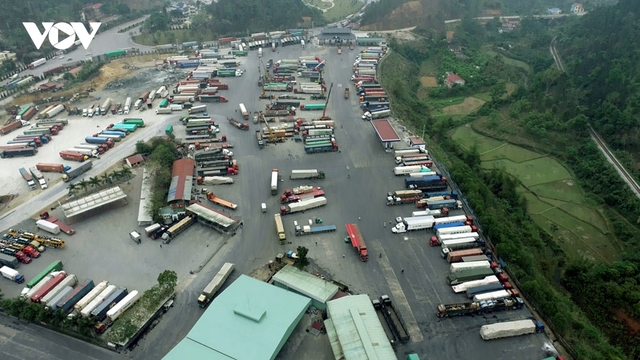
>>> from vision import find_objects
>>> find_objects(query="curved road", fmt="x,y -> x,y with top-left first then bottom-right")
550,36 -> 564,71
0,116 -> 172,231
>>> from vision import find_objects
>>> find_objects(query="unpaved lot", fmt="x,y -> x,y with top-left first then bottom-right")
420,76 -> 438,87
442,96 -> 485,115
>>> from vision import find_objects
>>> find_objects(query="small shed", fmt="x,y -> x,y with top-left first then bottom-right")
272,265 -> 339,310
38,82 -> 57,92
126,154 -> 145,168
408,136 -> 425,149
68,66 -> 83,76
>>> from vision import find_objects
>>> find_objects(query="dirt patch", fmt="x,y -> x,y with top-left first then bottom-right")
420,76 -> 438,88
94,55 -> 165,90
446,31 -> 455,40
443,97 -> 486,115
613,309 -> 640,333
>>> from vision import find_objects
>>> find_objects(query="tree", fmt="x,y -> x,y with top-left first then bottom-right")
88,176 -> 101,189
101,173 -> 112,185
145,12 -> 171,33
157,270 -> 178,289
76,179 -> 88,193
67,183 -> 77,195
295,246 -> 309,270
135,141 -> 152,154
118,167 -> 132,180
490,82 -> 507,103
539,67 -> 562,94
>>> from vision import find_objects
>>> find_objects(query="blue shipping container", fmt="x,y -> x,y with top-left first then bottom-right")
433,222 -> 465,231
56,279 -> 94,313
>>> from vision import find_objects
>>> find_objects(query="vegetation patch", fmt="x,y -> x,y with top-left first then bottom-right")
420,76 -> 438,87
480,143 -> 543,163
483,49 -> 532,73
482,157 -> 571,187
451,124 -> 504,153
442,97 -> 485,115
528,180 -> 585,204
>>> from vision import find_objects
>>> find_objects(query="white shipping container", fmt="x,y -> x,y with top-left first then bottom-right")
450,261 -> 491,273
36,219 -> 60,235
81,285 -> 116,317
74,280 -> 109,311
106,290 -> 141,322
452,275 -> 500,293
480,320 -> 537,340
42,274 -> 78,305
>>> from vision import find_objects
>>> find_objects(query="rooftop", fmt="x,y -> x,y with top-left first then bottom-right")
186,202 -> 239,228
167,158 -> 194,203
272,265 -> 339,303
371,119 -> 401,142
325,294 -> 395,360
163,275 -> 311,360
62,186 -> 127,218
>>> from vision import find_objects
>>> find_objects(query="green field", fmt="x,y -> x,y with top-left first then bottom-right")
304,0 -> 364,22
453,125 -> 620,262
484,49 -> 532,73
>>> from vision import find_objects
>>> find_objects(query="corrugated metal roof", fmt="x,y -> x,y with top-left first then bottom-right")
326,294 -> 395,360
371,119 -> 401,142
61,186 -> 127,218
186,202 -> 238,228
163,275 -> 311,360
325,318 -> 346,360
272,265 -> 339,303
137,168 -> 153,225
167,158 -> 194,202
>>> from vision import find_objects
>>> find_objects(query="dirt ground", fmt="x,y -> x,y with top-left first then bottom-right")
442,97 -> 486,115
93,54 -> 169,90
420,76 -> 438,87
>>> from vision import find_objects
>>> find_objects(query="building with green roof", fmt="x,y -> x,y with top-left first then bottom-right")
325,294 -> 396,359
272,264 -> 339,310
163,274 -> 311,360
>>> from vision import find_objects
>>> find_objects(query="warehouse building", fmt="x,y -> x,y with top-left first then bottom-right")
62,186 -> 127,220
318,27 -> 356,45
163,275 -> 311,360
325,294 -> 395,359
272,265 -> 339,311
167,158 -> 195,204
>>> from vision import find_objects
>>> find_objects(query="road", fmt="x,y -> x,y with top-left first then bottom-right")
444,13 -> 586,24
589,125 -> 640,199
550,36 -> 564,71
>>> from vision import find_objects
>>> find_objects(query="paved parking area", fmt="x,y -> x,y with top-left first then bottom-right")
0,41 -> 555,360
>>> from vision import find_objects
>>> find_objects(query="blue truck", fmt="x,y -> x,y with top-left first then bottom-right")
91,287 -> 128,321
424,191 -> 458,199
85,136 -> 111,144
295,224 -> 337,236
426,199 -> 460,210
405,175 -> 448,191
56,279 -> 95,313
433,222 -> 465,232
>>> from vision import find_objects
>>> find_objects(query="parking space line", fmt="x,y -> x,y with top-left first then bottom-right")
377,247 -> 424,342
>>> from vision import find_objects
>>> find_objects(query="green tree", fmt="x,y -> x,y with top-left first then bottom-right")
295,246 -> 309,270
67,183 -> 77,195
145,12 -> 171,33
490,82 -> 507,103
135,141 -> 153,154
88,176 -> 101,189
101,173 -> 112,185
76,179 -> 88,193
157,270 -> 178,289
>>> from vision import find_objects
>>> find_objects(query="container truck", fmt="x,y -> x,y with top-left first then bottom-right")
29,166 -> 47,189
0,147 -> 37,158
436,297 -> 524,318
122,97 -> 131,114
62,161 -> 93,182
473,290 -> 517,303
447,248 -> 485,263
270,169 -> 279,195
29,58 -> 46,69
41,274 -> 78,306
450,261 -> 492,273
295,224 -> 337,236
100,98 -> 111,115
91,287 -> 128,321
19,167 -> 37,190
466,283 -> 505,299
46,286 -> 73,311
437,226 -> 477,242
280,187 -> 324,203
105,290 -> 141,323
447,267 -> 495,285
198,262 -> 235,307
437,236 -> 480,251
72,280 -> 108,313
392,216 -> 436,234
31,272 -> 67,303
0,121 -> 23,135
199,95 -> 228,103
462,255 -> 490,262
394,165 -> 429,176
189,105 -> 207,114
405,176 -> 448,192
0,254 -> 19,269
239,103 -> 249,120
479,320 -> 544,340
156,108 -> 172,114
275,214 -> 286,244
39,212 -> 75,236
421,199 -> 461,211
376,295 -> 409,343
23,272 -> 59,299
289,170 -> 326,181
59,151 -> 87,162
197,176 -> 234,185
1,266 -> 24,283
81,285 -> 117,318
57,279 -> 94,313
206,192 -> 237,210
123,119 -> 145,127
345,223 -> 368,261
36,219 -> 60,235
161,215 -> 196,243
280,196 -> 327,215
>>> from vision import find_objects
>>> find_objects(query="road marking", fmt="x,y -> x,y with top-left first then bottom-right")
378,247 -> 424,342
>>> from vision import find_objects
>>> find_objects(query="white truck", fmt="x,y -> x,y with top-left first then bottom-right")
122,97 -> 131,114
408,171 -> 437,178
106,290 -> 141,322
393,165 -> 429,176
362,109 -> 390,121
281,196 -> 327,215
394,148 -> 424,156
392,216 -> 435,233
450,261 -> 491,273
412,209 -> 442,217
290,169 -> 326,180
170,104 -> 183,111
270,169 -> 279,195
452,275 -> 500,293
41,274 -> 78,306
72,280 -> 109,315
473,290 -> 513,303
36,219 -> 60,235
198,263 -> 235,307
1,266 -> 25,283
134,99 -> 142,110
45,104 -> 65,119
200,176 -> 234,185
437,225 -> 475,240
29,166 -> 47,189
100,98 -> 111,115
81,285 -> 116,318
479,320 -> 543,340
156,108 -> 172,114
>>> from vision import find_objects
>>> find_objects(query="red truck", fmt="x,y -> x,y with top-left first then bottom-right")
31,272 -> 67,303
280,188 -> 325,204
59,151 -> 86,162
0,121 -> 23,135
0,145 -> 31,150
14,250 -> 32,264
40,212 -> 76,235
345,223 -> 368,262
20,107 -> 37,121
206,80 -> 229,90
36,163 -> 65,173
22,245 -> 40,258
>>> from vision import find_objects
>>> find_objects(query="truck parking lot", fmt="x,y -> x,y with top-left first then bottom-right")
0,39 -> 554,359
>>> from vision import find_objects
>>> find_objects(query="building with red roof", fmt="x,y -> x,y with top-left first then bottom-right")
167,158 -> 195,203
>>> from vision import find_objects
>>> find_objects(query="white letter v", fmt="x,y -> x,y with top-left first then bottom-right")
23,22 -> 54,49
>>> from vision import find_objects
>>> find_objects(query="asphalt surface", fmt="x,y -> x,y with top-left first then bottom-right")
0,41 -> 556,359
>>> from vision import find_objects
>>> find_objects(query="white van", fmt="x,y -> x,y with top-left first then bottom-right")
130,231 -> 141,244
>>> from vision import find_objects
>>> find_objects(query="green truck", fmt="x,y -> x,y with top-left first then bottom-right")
123,119 -> 145,127
105,50 -> 126,58
26,260 -> 63,288
231,50 -> 247,56
300,103 -> 325,111
159,99 -> 169,108
446,267 -> 495,285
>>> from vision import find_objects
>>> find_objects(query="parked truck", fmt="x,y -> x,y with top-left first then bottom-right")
280,196 -> 327,215
81,285 -> 117,318
446,248 -> 485,263
46,286 -> 74,311
31,272 -> 67,303
447,267 -> 495,285
270,169 -> 279,195
436,297 -> 524,318
206,192 -> 237,210
386,189 -> 424,206
377,295 -> 409,343
198,262 -> 235,307
36,219 -> 61,235
56,279 -> 95,313
393,165 -> 429,176
36,163 -> 66,173
59,151 -> 87,162
295,224 -> 336,236
274,213 -> 286,244
480,320 -> 544,340
0,254 -> 19,268
239,103 -> 249,120
1,266 -> 25,283
91,287 -> 128,321
62,161 -> 92,182
29,166 -> 47,189
72,280 -> 108,314
161,215 -> 196,243
345,223 -> 368,261
228,117 -> 249,130
17,167 -> 37,190
0,147 -> 37,158
392,216 -> 436,234
197,176 -> 234,185
450,260 -> 491,274
104,290 -> 141,324
41,274 -> 78,306
466,283 -> 505,299
39,212 -> 75,236
280,187 -> 324,203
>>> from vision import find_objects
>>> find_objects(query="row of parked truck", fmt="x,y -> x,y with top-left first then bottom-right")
1,117 -> 69,159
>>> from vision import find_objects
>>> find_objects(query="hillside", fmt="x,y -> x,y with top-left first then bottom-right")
360,0 -> 464,31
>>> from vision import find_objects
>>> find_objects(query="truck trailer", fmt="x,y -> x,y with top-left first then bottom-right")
280,196 -> 327,215
479,320 -> 544,340
198,263 -> 235,307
